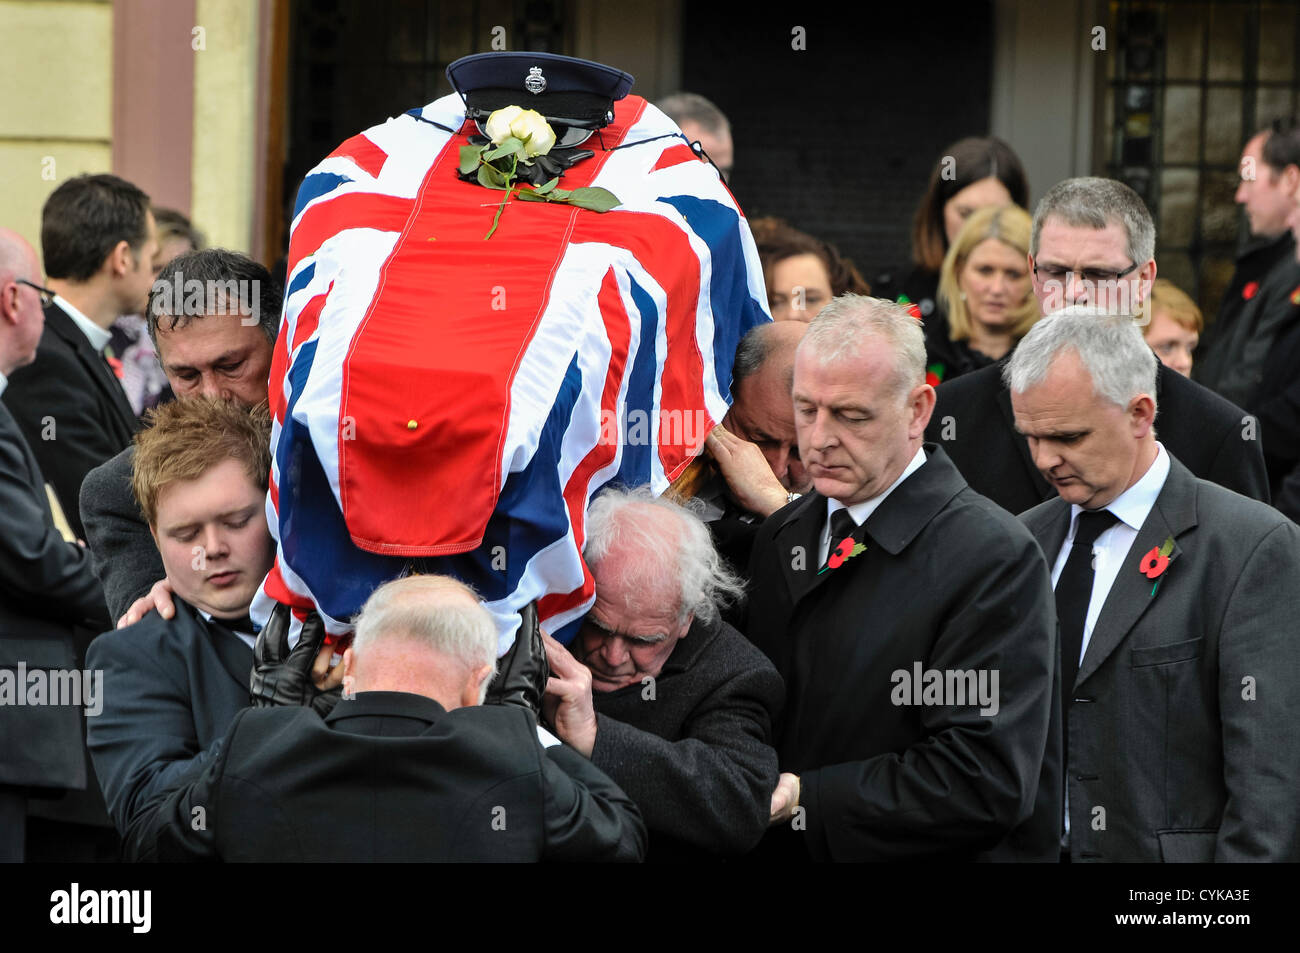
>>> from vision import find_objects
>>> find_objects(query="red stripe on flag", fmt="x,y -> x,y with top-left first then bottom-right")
570,208 -> 713,483
538,267 -> 634,622
337,97 -> 649,556
290,282 -> 333,354
329,134 -> 389,179
651,143 -> 703,172
267,311 -> 295,423
262,560 -> 316,612
288,193 -> 414,275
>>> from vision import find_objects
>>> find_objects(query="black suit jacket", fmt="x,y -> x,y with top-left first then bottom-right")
2,302 -> 139,539
80,446 -> 164,621
131,691 -> 647,862
0,402 -> 108,791
590,616 -> 782,859
928,358 -> 1269,514
85,599 -> 252,839
745,446 -> 1061,861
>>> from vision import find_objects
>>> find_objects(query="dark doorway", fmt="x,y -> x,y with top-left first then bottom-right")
681,2 -> 995,287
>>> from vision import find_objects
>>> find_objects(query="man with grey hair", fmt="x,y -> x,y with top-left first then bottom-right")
656,91 -> 734,179
930,175 -> 1268,514
126,574 -> 647,861
541,485 -> 783,860
747,294 -> 1060,862
1011,309 -> 1300,862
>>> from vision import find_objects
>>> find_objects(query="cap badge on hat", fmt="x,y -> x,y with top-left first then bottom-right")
525,66 -> 546,95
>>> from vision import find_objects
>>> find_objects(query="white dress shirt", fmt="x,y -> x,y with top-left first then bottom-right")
1049,442 -> 1171,668
818,446 -> 927,564
53,294 -> 112,352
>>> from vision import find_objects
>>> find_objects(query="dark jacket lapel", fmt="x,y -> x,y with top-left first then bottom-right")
774,491 -> 832,604
188,604 -> 257,695
776,444 -> 967,605
1076,456 -> 1199,687
45,303 -> 137,430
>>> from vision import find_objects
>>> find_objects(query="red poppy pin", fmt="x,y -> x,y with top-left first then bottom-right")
1139,535 -> 1175,596
1242,281 -> 1260,301
1290,284 -> 1300,306
106,355 -> 124,380
925,363 -> 945,388
819,536 -> 867,574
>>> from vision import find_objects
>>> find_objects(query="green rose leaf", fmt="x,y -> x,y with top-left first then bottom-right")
515,190 -> 547,203
534,177 -> 559,196
458,145 -> 482,175
477,163 -> 509,190
564,187 -> 622,213
483,137 -> 524,162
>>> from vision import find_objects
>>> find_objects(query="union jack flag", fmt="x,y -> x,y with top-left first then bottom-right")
252,91 -> 769,653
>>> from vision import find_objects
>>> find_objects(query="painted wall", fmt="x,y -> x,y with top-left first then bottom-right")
0,0 -> 113,256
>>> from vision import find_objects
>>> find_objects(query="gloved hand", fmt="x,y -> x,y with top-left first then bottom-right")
484,601 -> 549,714
249,603 -> 341,716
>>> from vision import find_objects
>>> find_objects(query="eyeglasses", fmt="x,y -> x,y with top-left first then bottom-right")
1033,261 -> 1140,285
15,278 -> 54,307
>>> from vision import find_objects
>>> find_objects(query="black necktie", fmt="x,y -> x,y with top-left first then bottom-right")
824,507 -> 859,568
1055,509 -> 1119,767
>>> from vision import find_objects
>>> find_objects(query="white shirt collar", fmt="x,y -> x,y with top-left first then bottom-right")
1068,442 -> 1170,534
827,445 -> 928,528
0,370 -> 7,399
54,295 -> 112,352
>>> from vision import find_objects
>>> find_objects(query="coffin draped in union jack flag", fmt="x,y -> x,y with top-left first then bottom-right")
252,87 -> 770,654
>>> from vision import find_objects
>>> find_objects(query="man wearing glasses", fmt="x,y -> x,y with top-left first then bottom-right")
928,176 -> 1269,515
0,229 -> 110,862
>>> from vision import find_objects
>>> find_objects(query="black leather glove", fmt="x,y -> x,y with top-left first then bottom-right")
249,603 -> 341,716
484,601 -> 549,714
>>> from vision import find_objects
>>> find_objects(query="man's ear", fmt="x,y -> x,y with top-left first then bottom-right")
909,381 -> 937,437
462,663 -> 495,708
108,239 -> 133,278
1130,393 -> 1157,437
1137,259 -> 1157,308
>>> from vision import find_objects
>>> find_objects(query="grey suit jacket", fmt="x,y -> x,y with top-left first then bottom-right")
80,446 -> 164,622
1020,454 -> 1300,862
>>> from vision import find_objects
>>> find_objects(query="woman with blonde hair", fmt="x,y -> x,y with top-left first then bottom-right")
930,205 -> 1040,383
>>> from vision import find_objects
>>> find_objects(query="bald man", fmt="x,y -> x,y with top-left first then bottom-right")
701,321 -> 810,576
127,575 -> 646,862
0,228 -> 111,861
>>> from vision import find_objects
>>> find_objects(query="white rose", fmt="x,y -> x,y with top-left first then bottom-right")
485,105 -> 524,145
508,109 -> 556,157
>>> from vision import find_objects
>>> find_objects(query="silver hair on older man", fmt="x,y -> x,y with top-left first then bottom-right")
351,575 -> 499,701
584,484 -> 745,628
798,294 -> 927,400
1004,306 -> 1158,411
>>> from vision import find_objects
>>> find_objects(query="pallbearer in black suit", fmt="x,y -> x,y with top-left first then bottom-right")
2,175 -> 158,539
132,575 -> 646,862
0,229 -> 110,862
929,177 -> 1268,514
1010,309 -> 1300,861
748,295 -> 1060,861
87,397 -> 341,851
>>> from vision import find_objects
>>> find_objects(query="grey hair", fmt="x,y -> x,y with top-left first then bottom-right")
1004,306 -> 1158,411
351,575 -> 498,699
798,294 -> 926,400
656,91 -> 730,135
1030,177 -> 1156,267
584,484 -> 744,629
